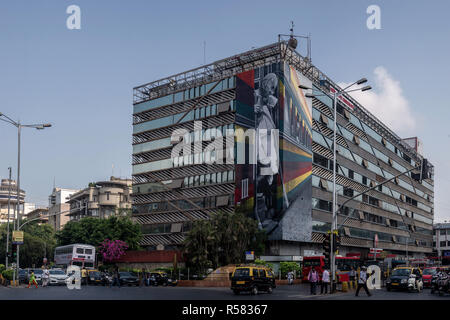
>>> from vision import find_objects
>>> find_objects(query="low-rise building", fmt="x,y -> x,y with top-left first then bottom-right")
26,207 -> 49,225
433,223 -> 450,259
68,177 -> 132,221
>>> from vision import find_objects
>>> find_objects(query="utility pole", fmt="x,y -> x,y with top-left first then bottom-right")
5,167 -> 12,268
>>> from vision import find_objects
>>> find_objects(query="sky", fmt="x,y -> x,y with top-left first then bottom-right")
0,0 -> 449,221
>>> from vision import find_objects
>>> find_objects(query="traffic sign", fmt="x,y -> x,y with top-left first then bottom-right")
12,231 -> 24,245
370,248 -> 383,253
245,251 -> 254,261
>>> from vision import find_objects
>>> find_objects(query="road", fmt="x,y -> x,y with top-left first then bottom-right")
0,284 -> 449,300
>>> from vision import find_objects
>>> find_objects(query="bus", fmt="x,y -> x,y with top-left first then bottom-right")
302,256 -> 362,281
54,244 -> 96,269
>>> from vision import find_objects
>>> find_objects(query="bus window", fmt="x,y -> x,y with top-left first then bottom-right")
72,261 -> 83,267
85,249 -> 93,255
76,248 -> 84,254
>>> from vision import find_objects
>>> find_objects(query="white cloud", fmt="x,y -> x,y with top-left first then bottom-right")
338,66 -> 416,137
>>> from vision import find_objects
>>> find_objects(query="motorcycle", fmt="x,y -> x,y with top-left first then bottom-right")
407,274 -> 423,292
102,272 -> 113,286
437,273 -> 450,296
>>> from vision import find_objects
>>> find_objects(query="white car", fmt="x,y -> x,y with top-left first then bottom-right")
49,269 -> 68,285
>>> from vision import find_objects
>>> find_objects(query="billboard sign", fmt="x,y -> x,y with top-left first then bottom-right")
12,231 -> 24,245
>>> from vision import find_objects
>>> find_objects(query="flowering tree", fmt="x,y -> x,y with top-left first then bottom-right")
99,239 -> 128,262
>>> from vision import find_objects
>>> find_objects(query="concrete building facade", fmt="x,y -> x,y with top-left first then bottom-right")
48,188 -> 79,231
0,179 -> 25,224
68,177 -> 132,221
131,41 -> 434,260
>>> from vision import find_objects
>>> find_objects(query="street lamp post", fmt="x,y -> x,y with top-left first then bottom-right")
5,167 -> 12,268
306,79 -> 371,293
0,112 -> 51,277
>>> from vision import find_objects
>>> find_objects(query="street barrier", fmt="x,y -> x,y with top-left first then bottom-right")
341,282 -> 348,292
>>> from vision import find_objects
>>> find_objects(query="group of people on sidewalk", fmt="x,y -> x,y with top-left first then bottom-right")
307,266 -> 375,296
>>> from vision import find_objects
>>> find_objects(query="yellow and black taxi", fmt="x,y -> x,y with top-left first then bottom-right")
148,271 -> 178,286
230,265 -> 275,295
386,266 -> 422,291
87,269 -> 103,285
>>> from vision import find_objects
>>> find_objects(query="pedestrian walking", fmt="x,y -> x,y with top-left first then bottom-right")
139,268 -> 146,287
287,271 -> 294,285
27,271 -> 38,288
355,266 -> 375,297
308,267 -> 319,295
42,267 -> 50,287
349,267 -> 356,282
321,268 -> 330,294
110,267 -> 121,288
81,267 -> 88,286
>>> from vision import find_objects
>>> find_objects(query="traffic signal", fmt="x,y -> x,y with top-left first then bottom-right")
323,232 -> 331,262
333,232 -> 341,254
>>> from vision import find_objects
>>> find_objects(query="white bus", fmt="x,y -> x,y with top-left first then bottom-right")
54,244 -> 96,269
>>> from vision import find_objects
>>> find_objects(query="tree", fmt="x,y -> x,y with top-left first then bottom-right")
99,239 -> 128,262
0,222 -> 57,268
183,211 -> 265,273
56,216 -> 142,250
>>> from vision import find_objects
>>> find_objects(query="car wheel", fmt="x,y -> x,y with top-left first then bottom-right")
163,282 -> 168,287
251,286 -> 258,295
267,286 -> 273,294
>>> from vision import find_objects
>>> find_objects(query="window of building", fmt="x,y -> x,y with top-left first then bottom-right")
440,229 -> 446,235
242,179 -> 248,199
313,153 -> 328,168
106,192 -> 110,201
440,241 -> 446,247
362,176 -> 367,185
348,170 -> 354,180
343,187 -> 354,198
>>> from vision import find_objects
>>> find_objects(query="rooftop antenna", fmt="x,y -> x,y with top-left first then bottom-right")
278,21 -> 311,62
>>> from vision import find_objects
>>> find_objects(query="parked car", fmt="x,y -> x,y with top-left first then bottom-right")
49,269 -> 68,286
148,271 -> 177,286
386,267 -> 422,292
230,266 -> 276,295
422,267 -> 438,288
119,272 -> 139,286
87,270 -> 103,285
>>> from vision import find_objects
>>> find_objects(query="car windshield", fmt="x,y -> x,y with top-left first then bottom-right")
90,272 -> 100,276
233,268 -> 250,277
49,270 -> 65,275
119,272 -> 135,277
33,270 -> 43,274
423,269 -> 436,275
392,269 -> 411,276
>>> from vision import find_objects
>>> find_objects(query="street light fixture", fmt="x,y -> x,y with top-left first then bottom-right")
305,79 -> 371,293
0,112 -> 51,279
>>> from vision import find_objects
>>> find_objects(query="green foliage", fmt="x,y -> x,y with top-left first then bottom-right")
2,269 -> 14,281
183,211 -> 265,274
0,264 -> 5,273
56,216 -> 142,250
0,222 -> 56,268
279,261 -> 301,276
254,259 -> 274,270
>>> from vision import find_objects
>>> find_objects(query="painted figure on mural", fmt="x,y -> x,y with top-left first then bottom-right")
254,73 -> 280,231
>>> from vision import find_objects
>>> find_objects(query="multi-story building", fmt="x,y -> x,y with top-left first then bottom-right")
131,40 -> 434,260
433,223 -> 450,260
68,177 -> 132,221
26,207 -> 49,225
48,188 -> 79,231
0,179 -> 25,224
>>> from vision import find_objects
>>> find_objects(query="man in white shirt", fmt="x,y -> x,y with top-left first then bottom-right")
321,269 -> 330,294
355,266 -> 374,297
42,267 -> 50,287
